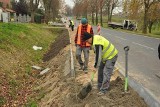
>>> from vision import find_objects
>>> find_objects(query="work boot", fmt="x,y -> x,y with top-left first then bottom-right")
97,91 -> 105,96
79,63 -> 84,70
83,67 -> 88,74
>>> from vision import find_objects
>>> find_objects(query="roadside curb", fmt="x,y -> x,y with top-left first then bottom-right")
68,29 -> 75,77
116,62 -> 160,107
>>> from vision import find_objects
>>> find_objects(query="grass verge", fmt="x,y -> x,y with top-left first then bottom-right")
0,23 -> 63,106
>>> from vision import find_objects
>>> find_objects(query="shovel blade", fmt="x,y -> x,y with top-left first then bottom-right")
78,82 -> 92,99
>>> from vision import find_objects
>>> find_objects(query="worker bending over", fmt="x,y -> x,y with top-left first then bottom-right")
83,32 -> 118,95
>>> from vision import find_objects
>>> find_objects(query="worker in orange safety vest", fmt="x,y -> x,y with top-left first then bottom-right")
74,18 -> 94,73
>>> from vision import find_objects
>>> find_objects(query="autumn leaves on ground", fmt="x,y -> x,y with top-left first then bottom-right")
0,23 -> 68,106
0,23 -> 148,107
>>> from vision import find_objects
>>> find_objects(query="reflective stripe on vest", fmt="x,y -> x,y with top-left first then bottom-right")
93,35 -> 118,60
102,47 -> 116,61
77,24 -> 91,46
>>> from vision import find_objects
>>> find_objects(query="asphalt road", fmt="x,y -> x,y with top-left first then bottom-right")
70,18 -> 160,101
91,26 -> 160,101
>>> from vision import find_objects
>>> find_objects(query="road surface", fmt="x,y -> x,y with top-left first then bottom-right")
71,18 -> 160,101
91,26 -> 160,101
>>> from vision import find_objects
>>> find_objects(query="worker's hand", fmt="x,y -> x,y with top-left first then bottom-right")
94,63 -> 97,68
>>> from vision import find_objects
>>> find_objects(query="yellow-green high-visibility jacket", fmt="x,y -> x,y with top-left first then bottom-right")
71,20 -> 74,25
92,35 -> 118,60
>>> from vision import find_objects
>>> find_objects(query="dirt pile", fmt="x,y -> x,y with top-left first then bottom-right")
36,28 -> 148,107
43,29 -> 70,62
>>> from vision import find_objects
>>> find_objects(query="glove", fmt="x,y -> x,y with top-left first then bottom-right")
94,63 -> 97,68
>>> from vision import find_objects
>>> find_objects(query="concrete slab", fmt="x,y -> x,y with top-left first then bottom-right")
40,68 -> 50,75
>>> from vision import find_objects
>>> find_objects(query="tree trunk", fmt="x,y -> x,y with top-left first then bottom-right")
148,21 -> 153,33
85,9 -> 88,19
100,7 -> 103,27
31,11 -> 35,23
108,13 -> 112,22
143,8 -> 148,34
91,10 -> 94,24
107,4 -> 110,22
109,3 -> 114,22
95,0 -> 98,25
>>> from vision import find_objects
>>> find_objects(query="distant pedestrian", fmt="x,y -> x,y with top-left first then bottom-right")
97,23 -> 101,35
75,18 -> 94,73
69,20 -> 74,31
158,43 -> 160,60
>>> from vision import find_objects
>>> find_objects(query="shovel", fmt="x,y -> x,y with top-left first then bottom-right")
124,46 -> 129,93
77,72 -> 95,99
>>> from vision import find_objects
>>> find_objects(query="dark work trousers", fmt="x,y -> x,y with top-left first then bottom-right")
98,55 -> 118,93
71,25 -> 74,31
76,45 -> 90,69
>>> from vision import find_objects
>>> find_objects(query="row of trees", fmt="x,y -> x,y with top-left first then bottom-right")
72,0 -> 119,26
125,0 -> 160,33
11,0 -> 61,23
72,0 -> 160,34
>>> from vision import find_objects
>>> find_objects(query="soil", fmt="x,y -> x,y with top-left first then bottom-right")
43,29 -> 70,62
37,28 -> 148,107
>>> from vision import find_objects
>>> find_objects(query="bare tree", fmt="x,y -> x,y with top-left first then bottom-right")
73,0 -> 83,17
82,0 -> 89,18
105,0 -> 119,22
147,2 -> 160,33
95,0 -> 98,25
142,0 -> 158,34
65,5 -> 72,16
51,0 -> 60,20
99,0 -> 106,26
42,0 -> 60,23
30,0 -> 40,23
88,0 -> 96,24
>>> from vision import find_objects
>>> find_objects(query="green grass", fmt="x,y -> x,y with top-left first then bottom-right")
0,23 -> 57,63
25,100 -> 38,107
0,96 -> 6,106
0,23 -> 65,106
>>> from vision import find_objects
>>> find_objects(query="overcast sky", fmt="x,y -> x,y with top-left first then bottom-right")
65,0 -> 74,7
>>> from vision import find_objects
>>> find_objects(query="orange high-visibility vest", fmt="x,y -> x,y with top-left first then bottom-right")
77,24 -> 91,46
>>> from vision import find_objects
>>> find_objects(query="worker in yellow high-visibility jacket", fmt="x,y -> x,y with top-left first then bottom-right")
83,32 -> 118,95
